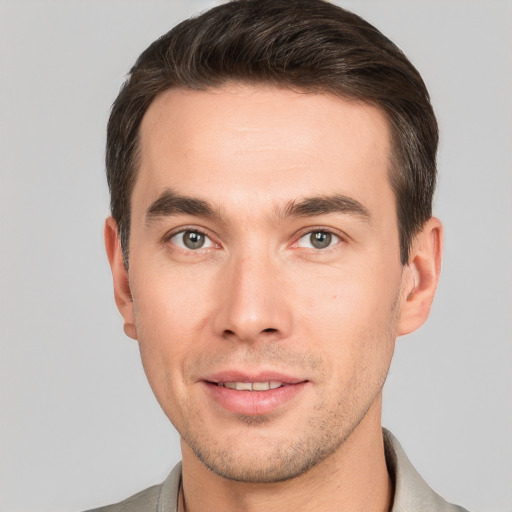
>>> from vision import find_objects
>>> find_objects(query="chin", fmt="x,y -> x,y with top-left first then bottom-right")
196,451 -> 322,483
185,421 -> 348,484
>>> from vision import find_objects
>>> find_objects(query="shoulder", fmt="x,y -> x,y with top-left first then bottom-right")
383,429 -> 470,512
84,462 -> 182,512
85,484 -> 162,512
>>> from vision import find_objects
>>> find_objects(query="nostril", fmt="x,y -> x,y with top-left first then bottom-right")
220,326 -> 282,341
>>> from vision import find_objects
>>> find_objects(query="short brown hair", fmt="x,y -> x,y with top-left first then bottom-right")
106,0 -> 438,265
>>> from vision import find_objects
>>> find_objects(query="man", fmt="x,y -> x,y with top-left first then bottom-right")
92,0 -> 469,510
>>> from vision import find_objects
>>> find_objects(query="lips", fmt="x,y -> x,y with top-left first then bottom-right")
217,381 -> 284,391
201,372 -> 308,416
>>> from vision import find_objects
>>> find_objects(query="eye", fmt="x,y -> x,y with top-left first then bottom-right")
297,230 -> 340,249
169,230 -> 214,250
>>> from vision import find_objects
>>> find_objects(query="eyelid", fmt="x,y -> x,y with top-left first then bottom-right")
163,225 -> 220,251
292,226 -> 346,249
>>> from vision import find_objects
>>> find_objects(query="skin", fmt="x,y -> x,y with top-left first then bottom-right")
105,85 -> 442,512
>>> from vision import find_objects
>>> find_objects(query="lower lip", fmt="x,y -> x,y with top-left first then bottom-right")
202,381 -> 308,416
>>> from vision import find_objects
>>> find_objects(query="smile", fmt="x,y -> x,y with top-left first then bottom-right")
204,378 -> 308,416
216,381 -> 284,391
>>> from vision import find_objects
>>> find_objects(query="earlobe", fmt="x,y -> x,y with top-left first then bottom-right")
397,217 -> 443,336
104,217 -> 138,340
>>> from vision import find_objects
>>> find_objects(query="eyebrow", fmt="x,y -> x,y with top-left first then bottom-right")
145,189 -> 371,225
146,189 -> 220,225
282,195 -> 371,221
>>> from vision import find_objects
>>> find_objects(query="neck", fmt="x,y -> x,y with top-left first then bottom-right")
179,398 -> 392,512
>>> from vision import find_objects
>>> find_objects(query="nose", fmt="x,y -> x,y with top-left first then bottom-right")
213,252 -> 292,343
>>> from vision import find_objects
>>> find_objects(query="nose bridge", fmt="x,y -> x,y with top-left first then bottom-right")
214,245 -> 291,342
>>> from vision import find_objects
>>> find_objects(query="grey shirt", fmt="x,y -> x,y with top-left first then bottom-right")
86,429 -> 469,512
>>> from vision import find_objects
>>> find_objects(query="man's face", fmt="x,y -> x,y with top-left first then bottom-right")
121,85 -> 409,482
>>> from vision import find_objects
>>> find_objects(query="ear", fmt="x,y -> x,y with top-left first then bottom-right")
104,217 -> 138,340
397,217 -> 443,336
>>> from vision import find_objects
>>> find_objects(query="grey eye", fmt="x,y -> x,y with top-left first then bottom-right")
183,231 -> 205,249
310,231 -> 331,249
297,231 -> 338,249
170,230 -> 213,250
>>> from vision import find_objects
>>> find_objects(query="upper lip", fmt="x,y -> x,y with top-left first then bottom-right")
202,371 -> 307,384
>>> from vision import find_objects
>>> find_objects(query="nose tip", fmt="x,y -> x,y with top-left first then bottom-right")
213,256 -> 291,343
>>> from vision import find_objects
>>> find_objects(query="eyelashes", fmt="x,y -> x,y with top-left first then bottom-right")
164,226 -> 344,254
169,229 -> 215,250
296,231 -> 340,250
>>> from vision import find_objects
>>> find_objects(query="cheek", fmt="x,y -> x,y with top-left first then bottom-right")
129,266 -> 212,400
132,258 -> 214,338
296,263 -> 400,374
299,259 -> 400,325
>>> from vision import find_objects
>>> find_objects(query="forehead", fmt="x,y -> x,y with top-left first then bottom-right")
134,84 -> 393,215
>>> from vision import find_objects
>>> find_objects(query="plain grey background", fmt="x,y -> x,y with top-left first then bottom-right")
0,1 -> 511,511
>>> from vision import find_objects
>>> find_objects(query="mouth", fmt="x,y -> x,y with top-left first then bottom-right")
201,374 -> 308,416
214,381 -> 286,391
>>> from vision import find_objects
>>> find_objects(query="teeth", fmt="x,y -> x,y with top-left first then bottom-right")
235,382 -> 252,391
252,382 -> 270,391
218,381 -> 283,391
